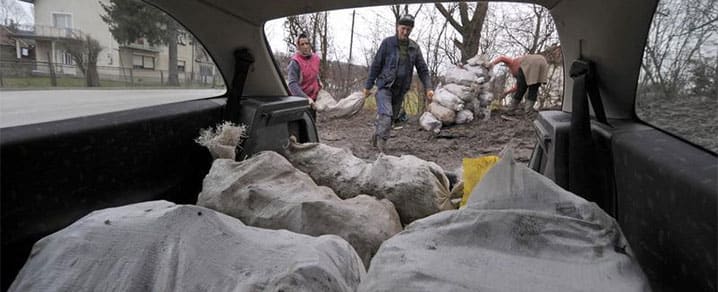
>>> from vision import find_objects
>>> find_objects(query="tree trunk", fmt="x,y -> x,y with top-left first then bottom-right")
86,62 -> 100,87
167,22 -> 179,86
435,2 -> 489,63
85,36 -> 102,87
47,52 -> 57,87
320,12 -> 329,76
347,10 -> 355,81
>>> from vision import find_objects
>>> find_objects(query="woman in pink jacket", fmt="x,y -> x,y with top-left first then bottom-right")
287,33 -> 321,118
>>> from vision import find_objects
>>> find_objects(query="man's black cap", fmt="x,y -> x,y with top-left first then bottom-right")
397,14 -> 415,27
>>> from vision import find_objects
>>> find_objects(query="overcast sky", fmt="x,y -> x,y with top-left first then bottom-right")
264,6 -> 397,67
262,3 -> 550,70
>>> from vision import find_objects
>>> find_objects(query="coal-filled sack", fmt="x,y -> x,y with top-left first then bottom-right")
445,67 -> 479,87
314,90 -> 366,119
455,109 -> 475,124
197,151 -> 402,266
442,83 -> 476,102
427,102 -> 456,124
419,111 -> 442,133
285,140 -> 454,225
10,201 -> 365,292
433,88 -> 465,112
359,151 -> 650,292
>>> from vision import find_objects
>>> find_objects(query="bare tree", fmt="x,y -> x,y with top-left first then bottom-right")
62,35 -> 102,87
478,5 -> 501,58
639,0 -> 717,98
498,4 -> 557,55
391,4 -> 424,20
435,1 -> 489,63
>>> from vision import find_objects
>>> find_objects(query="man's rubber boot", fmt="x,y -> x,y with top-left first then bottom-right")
377,138 -> 387,154
524,100 -> 536,112
508,98 -> 521,111
371,134 -> 377,148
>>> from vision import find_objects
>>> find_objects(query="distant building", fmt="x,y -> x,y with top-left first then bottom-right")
11,0 -> 217,83
1,24 -> 36,79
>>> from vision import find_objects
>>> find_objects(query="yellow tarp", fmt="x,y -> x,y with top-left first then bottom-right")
461,155 -> 500,207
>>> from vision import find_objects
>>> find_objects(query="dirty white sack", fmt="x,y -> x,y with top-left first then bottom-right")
465,64 -> 491,80
10,201 -> 365,292
313,89 -> 336,111
478,92 -> 494,105
444,67 -> 479,87
359,151 -> 650,292
285,141 -> 454,225
433,87 -> 465,112
197,151 -> 402,266
442,83 -> 476,102
465,53 -> 490,67
427,102 -> 456,124
314,90 -> 366,119
455,109 -> 474,124
419,111 -> 442,133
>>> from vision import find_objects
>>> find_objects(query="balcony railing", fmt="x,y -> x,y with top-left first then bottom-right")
9,24 -> 86,40
121,42 -> 161,52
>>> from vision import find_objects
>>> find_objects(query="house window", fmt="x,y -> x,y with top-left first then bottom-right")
53,13 -> 72,29
132,54 -> 155,69
177,60 -> 186,72
178,32 -> 188,46
62,51 -> 73,65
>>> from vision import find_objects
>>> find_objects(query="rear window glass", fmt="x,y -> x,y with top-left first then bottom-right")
635,0 -> 717,153
1,0 -> 225,127
264,2 -> 564,111
263,2 -> 563,166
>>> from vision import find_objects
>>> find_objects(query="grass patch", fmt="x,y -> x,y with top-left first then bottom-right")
362,89 -> 427,116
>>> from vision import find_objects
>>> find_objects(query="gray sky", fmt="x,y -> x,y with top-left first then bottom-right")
7,0 -> 33,24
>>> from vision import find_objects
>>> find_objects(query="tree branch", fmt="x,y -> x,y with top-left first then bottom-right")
435,3 -> 464,34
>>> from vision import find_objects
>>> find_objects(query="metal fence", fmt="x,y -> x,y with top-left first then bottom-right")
0,60 -> 225,88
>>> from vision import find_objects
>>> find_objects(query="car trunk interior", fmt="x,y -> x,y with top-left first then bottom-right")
1,0 -> 715,290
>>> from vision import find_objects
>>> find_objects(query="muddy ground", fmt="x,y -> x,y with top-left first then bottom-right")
315,107 -> 539,174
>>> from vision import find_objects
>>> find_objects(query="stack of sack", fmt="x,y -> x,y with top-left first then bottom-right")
358,150 -> 650,292
194,122 -> 404,267
284,139 -> 457,225
421,54 -> 494,133
10,201 -> 365,292
197,151 -> 402,267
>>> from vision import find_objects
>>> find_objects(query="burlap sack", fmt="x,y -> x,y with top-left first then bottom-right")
198,151 -> 402,267
359,151 -> 650,292
285,141 -> 454,225
428,102 -> 456,124
419,111 -> 442,133
10,201 -> 365,292
433,87 -> 465,112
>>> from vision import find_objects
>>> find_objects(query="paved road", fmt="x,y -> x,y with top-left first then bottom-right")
0,89 -> 226,128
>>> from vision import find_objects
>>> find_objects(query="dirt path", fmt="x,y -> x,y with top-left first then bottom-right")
315,108 -> 538,173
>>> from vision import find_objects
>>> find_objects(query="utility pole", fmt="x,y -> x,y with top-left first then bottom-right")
347,10 -> 355,84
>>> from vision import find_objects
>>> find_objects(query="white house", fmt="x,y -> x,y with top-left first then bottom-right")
17,0 -> 217,85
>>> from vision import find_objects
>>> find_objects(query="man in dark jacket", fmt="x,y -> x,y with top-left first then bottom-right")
364,14 -> 434,153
